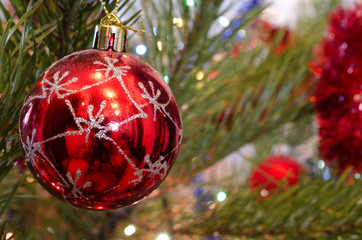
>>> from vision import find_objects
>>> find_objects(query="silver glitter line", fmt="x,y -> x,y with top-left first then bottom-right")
25,71 -> 79,105
58,169 -> 92,200
97,133 -> 139,171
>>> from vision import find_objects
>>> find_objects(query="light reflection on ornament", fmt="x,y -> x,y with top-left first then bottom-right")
23,103 -> 33,125
92,72 -> 103,80
109,122 -> 119,131
105,90 -> 115,98
111,103 -> 118,108
51,182 -> 61,190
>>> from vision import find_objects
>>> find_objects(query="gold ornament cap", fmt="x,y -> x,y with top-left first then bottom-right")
93,14 -> 127,52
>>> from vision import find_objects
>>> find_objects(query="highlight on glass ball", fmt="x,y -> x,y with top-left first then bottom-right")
19,17 -> 182,210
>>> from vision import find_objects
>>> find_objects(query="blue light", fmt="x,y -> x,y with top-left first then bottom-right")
194,187 -> 204,197
135,44 -> 147,55
191,174 -> 203,183
153,27 -> 158,36
240,0 -> 263,13
177,42 -> 184,50
232,20 -> 241,28
224,29 -> 233,37
323,170 -> 331,180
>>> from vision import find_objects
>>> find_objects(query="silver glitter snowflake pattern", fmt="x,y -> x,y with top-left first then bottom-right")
94,57 -> 130,78
22,129 -> 48,166
94,57 -> 147,120
139,81 -> 171,121
65,100 -> 108,143
26,71 -> 78,104
131,155 -> 168,184
58,169 -> 92,199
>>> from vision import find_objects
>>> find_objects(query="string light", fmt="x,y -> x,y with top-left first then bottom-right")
260,189 -> 269,197
177,42 -> 184,50
135,44 -> 147,55
185,0 -> 195,7
124,225 -> 136,236
317,160 -> 325,169
164,75 -> 170,84
157,41 -> 163,51
196,71 -> 204,80
217,16 -> 230,27
105,90 -> 115,98
153,27 -> 158,36
157,233 -> 170,240
237,29 -> 246,39
5,232 -> 13,240
216,191 -> 227,202
173,17 -> 184,28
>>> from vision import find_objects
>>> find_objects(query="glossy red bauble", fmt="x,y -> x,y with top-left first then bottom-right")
19,49 -> 182,210
313,5 -> 362,173
249,155 -> 303,195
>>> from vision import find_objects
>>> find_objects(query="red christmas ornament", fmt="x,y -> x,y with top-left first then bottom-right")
19,18 -> 182,210
312,5 -> 362,173
259,21 -> 293,55
249,155 -> 303,196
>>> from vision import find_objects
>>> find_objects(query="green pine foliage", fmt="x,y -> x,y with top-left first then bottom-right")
0,0 -> 361,239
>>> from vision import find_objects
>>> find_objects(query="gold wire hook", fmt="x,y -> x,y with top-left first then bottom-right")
99,0 -> 144,35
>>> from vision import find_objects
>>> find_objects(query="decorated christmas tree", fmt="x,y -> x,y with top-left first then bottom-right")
0,0 -> 361,239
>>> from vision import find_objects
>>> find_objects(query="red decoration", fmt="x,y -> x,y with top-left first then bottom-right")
249,155 -> 303,195
259,21 -> 293,55
313,5 -> 362,173
19,49 -> 182,210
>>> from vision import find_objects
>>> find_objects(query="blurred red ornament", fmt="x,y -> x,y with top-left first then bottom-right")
260,21 -> 293,55
14,157 -> 27,174
19,49 -> 182,210
312,5 -> 362,173
249,155 -> 303,196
